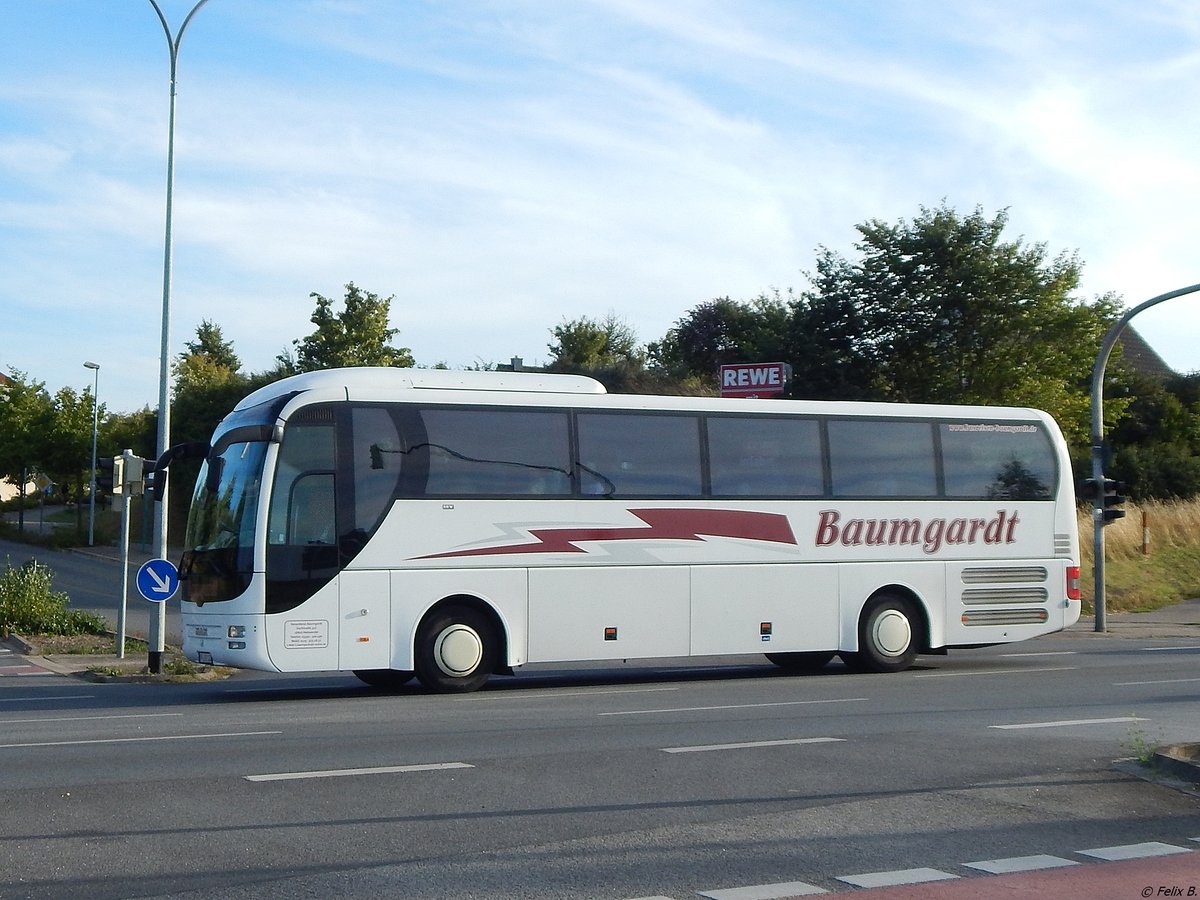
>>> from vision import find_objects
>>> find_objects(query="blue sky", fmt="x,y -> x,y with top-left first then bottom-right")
2,0 -> 1198,412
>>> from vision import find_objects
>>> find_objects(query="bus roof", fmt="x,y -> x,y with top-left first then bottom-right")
231,367 -> 1054,429
234,367 -> 607,411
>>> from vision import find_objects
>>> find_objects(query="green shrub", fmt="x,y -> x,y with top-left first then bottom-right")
0,559 -> 108,636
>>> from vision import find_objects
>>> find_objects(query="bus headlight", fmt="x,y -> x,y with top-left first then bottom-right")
228,625 -> 246,638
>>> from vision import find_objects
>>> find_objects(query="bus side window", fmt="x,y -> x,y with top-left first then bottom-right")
828,419 -> 937,497
576,412 -> 702,497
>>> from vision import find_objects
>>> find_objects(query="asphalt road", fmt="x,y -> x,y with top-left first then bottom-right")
1,629 -> 1198,899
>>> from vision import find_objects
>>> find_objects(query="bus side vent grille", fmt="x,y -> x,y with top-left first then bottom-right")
961,609 -> 1049,626
962,587 -> 1049,606
961,566 -> 1047,584
1054,534 -> 1072,555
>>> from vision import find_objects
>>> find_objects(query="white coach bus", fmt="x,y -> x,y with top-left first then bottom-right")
179,367 -> 1081,692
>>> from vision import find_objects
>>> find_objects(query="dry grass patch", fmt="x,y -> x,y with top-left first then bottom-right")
1078,499 -> 1200,613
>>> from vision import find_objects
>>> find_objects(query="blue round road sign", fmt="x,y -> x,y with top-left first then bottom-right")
136,559 -> 179,603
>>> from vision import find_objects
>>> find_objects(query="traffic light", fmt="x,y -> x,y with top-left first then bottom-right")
142,459 -> 161,502
1101,479 -> 1128,523
97,456 -> 125,495
1080,477 -> 1128,525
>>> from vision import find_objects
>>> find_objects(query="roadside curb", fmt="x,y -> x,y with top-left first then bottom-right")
1151,743 -> 1200,787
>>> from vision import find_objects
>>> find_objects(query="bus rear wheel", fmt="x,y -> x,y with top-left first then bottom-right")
415,605 -> 499,693
848,593 -> 921,673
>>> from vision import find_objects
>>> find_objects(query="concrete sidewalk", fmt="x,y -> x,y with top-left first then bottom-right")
1065,597 -> 1200,639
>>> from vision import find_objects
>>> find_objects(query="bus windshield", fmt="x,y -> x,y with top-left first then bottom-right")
181,441 -> 268,605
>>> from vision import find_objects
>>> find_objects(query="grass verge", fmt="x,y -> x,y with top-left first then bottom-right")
1078,500 -> 1200,614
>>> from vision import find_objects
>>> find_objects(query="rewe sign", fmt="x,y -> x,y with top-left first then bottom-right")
719,362 -> 792,397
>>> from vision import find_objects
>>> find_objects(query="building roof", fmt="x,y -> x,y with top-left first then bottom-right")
1119,326 -> 1175,381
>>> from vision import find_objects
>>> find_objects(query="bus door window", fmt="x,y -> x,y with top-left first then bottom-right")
288,471 -> 337,570
265,409 -> 339,613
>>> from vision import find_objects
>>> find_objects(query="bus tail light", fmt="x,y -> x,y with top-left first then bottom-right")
1066,566 -> 1081,602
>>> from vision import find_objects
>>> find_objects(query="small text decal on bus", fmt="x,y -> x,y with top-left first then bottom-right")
815,509 -> 1019,555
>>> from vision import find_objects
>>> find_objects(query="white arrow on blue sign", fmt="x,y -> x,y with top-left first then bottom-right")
136,559 -> 180,603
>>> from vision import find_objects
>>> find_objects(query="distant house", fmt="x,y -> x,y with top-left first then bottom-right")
1119,326 -> 1175,381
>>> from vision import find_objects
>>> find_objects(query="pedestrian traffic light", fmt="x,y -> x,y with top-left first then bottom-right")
97,456 -> 124,495
124,454 -> 144,496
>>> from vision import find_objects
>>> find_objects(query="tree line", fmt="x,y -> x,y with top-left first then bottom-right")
3,202 -> 1199,542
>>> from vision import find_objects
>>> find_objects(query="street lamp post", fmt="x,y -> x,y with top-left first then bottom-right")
148,0 -> 209,673
1089,281 -> 1200,631
84,361 -> 100,546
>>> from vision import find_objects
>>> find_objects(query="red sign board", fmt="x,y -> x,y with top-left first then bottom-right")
719,362 -> 791,397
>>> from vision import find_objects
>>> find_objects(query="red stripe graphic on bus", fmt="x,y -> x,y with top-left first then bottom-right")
418,508 -> 798,559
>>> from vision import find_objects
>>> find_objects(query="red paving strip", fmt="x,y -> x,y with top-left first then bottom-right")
848,853 -> 1199,900
0,663 -> 54,676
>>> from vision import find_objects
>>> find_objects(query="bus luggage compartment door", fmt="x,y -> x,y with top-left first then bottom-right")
339,570 -> 392,670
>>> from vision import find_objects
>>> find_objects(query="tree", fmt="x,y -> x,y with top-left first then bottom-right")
0,371 -> 54,507
806,203 -> 1123,446
648,294 -> 792,387
183,319 -> 241,372
285,283 -> 414,373
42,386 -> 94,527
548,313 -> 642,371
786,289 -> 878,400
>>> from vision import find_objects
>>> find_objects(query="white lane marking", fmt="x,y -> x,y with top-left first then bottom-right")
2,713 -> 183,724
998,651 -> 1078,658
964,854 -> 1079,874
915,666 -> 1075,679
0,731 -> 281,749
836,867 -> 957,888
599,698 -> 867,717
1078,841 -> 1193,861
0,694 -> 94,703
1140,645 -> 1200,652
697,880 -> 828,898
1114,677 -> 1200,686
990,716 -> 1145,730
455,686 -> 682,701
663,737 -> 844,754
245,762 -> 474,782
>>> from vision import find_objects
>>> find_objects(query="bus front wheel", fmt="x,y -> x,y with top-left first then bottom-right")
415,605 -> 499,693
846,593 -> 921,673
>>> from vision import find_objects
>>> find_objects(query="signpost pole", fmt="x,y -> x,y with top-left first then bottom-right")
117,449 -> 136,659
118,491 -> 130,660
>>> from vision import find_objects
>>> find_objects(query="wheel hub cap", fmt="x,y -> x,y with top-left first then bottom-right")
434,625 -> 484,677
874,610 -> 911,657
